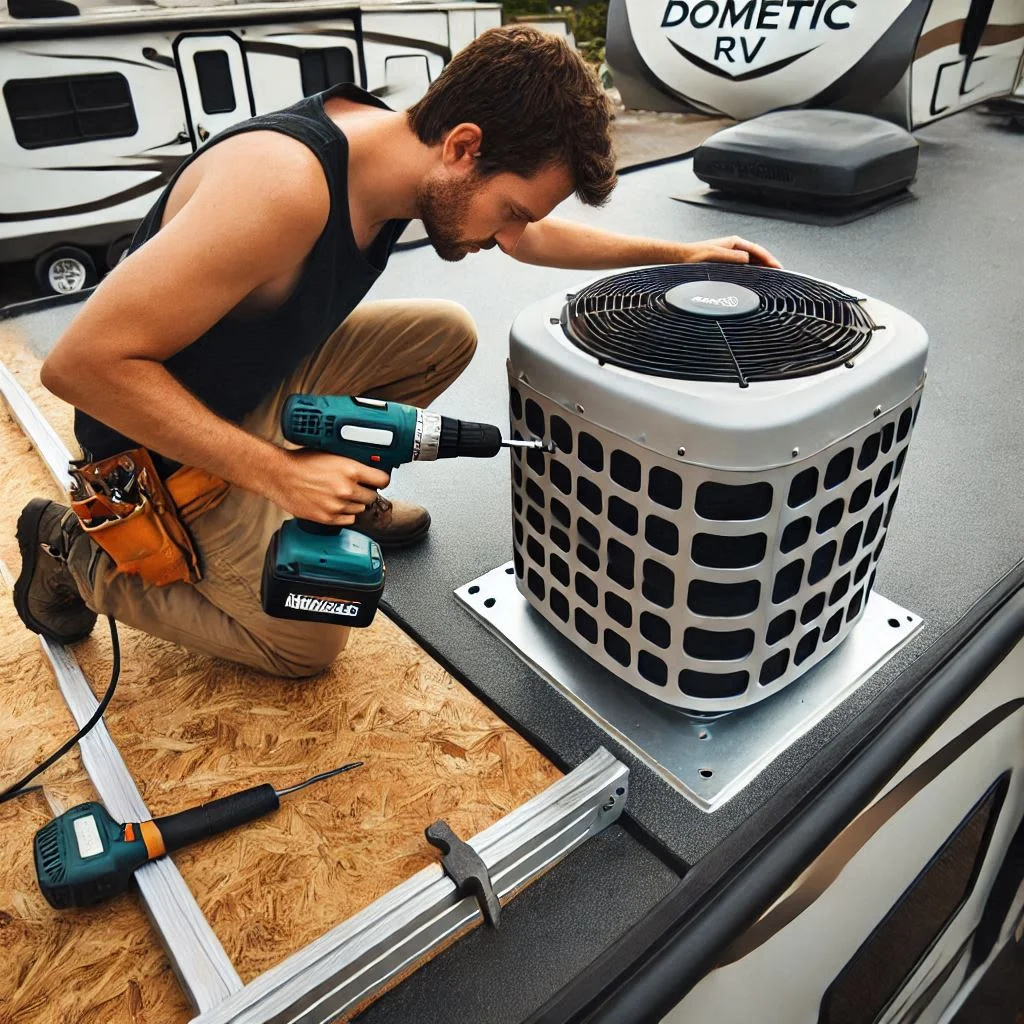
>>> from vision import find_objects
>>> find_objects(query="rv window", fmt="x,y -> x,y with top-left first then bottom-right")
3,73 -> 137,149
193,50 -> 237,115
819,776 -> 1008,1024
300,48 -> 355,97
8,0 -> 81,17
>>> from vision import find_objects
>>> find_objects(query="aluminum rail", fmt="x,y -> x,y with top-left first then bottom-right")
192,747 -> 629,1024
0,361 -> 72,492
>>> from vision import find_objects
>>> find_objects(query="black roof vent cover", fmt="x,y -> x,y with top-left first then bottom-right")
562,263 -> 876,386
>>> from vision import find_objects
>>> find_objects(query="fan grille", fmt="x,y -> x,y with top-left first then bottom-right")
562,264 -> 877,385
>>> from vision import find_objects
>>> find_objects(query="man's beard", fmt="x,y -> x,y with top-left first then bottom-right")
417,172 -> 489,262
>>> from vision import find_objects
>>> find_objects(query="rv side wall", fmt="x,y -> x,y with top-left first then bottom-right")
0,32 -> 191,263
663,637 -> 1024,1023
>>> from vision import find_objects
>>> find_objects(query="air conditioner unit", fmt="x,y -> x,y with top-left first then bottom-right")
507,264 -> 928,712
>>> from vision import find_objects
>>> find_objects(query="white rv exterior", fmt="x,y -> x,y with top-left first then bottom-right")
606,0 -> 1024,128
909,0 -> 1024,125
664,637 -> 1024,1024
0,0 -> 501,293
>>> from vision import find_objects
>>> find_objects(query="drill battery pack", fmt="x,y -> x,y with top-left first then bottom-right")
261,523 -> 385,627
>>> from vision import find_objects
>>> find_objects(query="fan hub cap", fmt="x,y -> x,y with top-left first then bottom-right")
664,280 -> 761,318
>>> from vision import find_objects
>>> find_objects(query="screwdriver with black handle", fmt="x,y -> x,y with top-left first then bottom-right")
33,762 -> 362,909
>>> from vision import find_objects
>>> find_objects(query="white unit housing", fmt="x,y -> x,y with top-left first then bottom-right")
507,264 -> 928,712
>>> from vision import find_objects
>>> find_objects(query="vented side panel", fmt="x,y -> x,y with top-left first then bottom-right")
509,382 -> 921,712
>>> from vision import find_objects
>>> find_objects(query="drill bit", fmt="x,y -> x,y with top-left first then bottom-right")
274,761 -> 364,797
501,439 -> 555,453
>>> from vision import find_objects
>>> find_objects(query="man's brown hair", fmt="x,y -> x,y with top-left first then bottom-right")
407,25 -> 617,206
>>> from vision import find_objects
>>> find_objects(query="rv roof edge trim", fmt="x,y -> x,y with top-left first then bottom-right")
0,2 -> 499,42
190,748 -> 628,1024
0,360 -> 72,488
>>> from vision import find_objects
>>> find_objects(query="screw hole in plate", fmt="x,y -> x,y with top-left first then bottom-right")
699,768 -> 713,779
484,597 -> 496,609
506,566 -> 515,574
615,787 -> 625,797
698,730 -> 709,740
468,585 -> 480,595
888,618 -> 900,628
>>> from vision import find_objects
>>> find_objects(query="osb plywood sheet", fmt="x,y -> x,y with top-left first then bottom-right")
0,326 -> 561,1023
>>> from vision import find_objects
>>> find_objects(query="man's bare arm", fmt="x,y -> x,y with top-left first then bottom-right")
510,217 -> 781,269
40,131 -> 390,523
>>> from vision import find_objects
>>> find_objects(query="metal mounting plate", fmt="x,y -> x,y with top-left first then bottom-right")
456,563 -> 923,811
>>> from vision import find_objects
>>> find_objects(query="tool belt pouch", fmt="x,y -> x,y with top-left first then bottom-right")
69,448 -> 203,587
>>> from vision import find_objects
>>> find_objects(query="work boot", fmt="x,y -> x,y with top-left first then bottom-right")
352,496 -> 430,549
13,498 -> 96,644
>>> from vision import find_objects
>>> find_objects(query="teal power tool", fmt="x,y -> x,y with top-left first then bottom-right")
34,761 -> 363,909
261,395 -> 548,627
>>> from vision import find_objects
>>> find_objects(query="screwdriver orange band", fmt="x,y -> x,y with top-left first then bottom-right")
139,819 -> 166,859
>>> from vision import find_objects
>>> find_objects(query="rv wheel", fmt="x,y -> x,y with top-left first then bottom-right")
105,235 -> 133,269
35,246 -> 97,296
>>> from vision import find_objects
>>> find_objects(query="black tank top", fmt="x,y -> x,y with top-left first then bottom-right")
74,84 -> 409,473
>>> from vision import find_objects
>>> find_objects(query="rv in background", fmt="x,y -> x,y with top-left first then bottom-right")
0,0 -> 502,295
607,0 -> 1024,127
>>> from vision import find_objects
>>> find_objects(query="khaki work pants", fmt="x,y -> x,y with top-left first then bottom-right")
65,300 -> 478,678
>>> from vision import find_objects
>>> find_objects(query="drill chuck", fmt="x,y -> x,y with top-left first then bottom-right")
436,416 -> 503,460
410,411 -> 503,462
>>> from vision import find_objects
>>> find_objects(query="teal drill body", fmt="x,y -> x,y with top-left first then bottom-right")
261,394 -> 511,626
281,395 -> 422,471
35,801 -> 150,908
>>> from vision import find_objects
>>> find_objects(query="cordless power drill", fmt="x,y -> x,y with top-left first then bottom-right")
260,395 -> 547,627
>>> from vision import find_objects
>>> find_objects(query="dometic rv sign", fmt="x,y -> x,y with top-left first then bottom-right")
624,0 -> 913,117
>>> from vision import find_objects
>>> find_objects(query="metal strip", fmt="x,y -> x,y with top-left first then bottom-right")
0,361 -> 73,490
456,563 -> 923,811
0,361 -> 243,1010
191,748 -> 628,1024
41,639 -> 243,1009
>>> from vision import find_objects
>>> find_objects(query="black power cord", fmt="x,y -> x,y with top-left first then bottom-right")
0,615 -> 120,805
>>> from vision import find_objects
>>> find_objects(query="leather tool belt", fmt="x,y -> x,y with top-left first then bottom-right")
68,448 -> 229,587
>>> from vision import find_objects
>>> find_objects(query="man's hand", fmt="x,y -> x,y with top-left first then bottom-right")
265,450 -> 392,525
679,236 -> 782,268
